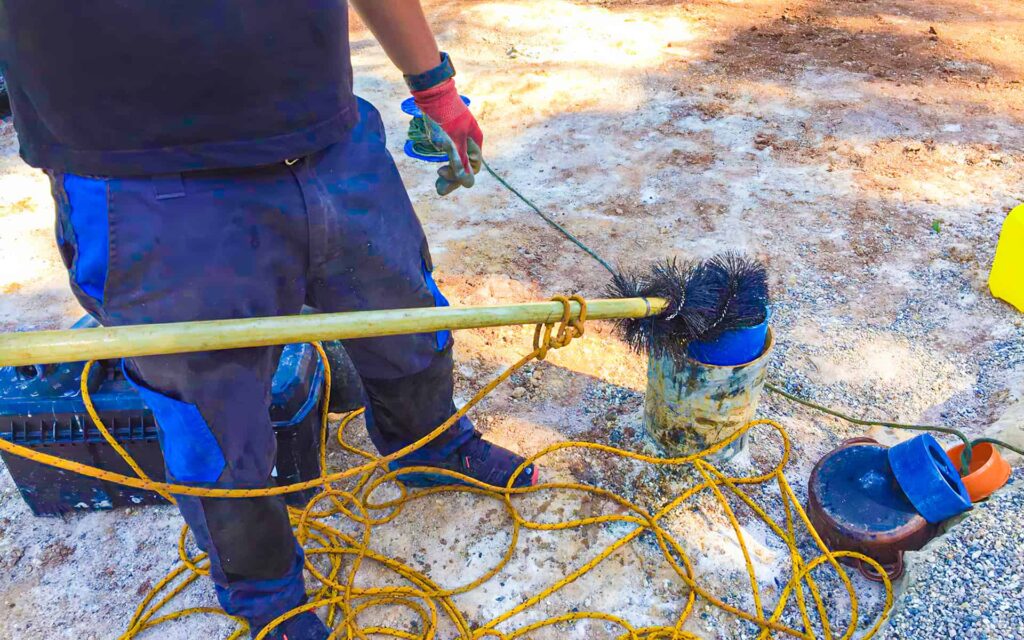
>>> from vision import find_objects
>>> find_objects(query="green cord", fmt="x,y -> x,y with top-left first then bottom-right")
763,383 -> 972,447
407,114 -> 616,276
406,115 -> 1021,479
973,437 -> 1024,456
765,383 -> 1024,475
482,159 -> 618,277
407,117 -> 448,159
767,383 -> 966,473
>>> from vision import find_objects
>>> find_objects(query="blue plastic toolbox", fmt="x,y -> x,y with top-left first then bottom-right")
0,316 -> 325,516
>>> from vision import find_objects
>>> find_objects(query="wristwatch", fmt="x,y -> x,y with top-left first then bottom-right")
404,52 -> 456,92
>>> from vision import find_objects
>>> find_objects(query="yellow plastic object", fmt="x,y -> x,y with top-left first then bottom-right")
990,204 -> 1024,312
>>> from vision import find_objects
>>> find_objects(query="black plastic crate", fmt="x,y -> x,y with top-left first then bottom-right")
0,317 -> 326,516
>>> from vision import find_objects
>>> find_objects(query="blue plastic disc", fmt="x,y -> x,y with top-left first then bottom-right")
400,95 -> 471,118
888,434 -> 972,524
403,140 -> 448,163
811,443 -> 923,535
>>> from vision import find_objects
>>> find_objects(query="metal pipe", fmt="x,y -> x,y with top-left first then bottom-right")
0,297 -> 667,366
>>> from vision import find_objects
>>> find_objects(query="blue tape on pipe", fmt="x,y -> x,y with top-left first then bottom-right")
888,434 -> 972,524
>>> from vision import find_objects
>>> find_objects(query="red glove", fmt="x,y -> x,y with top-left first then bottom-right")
412,79 -> 484,195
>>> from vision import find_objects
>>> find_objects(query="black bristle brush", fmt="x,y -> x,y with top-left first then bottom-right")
608,258 -> 703,360
607,265 -> 672,357
608,253 -> 769,358
712,252 -> 769,331
691,253 -> 769,343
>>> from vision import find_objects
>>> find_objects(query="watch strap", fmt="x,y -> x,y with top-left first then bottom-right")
405,52 -> 456,92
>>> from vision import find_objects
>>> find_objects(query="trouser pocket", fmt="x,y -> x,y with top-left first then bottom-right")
51,173 -> 112,305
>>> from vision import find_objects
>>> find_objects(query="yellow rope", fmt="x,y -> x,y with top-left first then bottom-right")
0,296 -> 893,639
79,360 -> 177,505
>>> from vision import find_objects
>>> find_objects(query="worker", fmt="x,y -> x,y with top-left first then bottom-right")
0,2 -> 537,638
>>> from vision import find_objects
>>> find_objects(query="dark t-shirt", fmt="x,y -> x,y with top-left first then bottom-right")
0,0 -> 358,175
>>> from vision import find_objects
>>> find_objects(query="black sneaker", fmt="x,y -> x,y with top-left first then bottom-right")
258,611 -> 330,640
388,430 -> 538,488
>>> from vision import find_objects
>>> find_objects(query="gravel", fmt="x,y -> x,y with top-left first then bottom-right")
880,474 -> 1024,640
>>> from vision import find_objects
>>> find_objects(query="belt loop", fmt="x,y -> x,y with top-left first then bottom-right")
152,173 -> 186,200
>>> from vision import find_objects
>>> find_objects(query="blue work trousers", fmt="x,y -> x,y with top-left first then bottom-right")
47,98 -> 472,631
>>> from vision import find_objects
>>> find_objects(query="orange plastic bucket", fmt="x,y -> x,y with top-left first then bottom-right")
946,443 -> 1012,502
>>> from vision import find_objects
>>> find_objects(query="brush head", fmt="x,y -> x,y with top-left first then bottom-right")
608,253 -> 769,359
608,258 -> 702,360
713,253 -> 769,334
607,265 -> 673,358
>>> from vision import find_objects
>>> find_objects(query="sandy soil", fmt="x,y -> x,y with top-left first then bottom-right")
1,0 -> 1022,638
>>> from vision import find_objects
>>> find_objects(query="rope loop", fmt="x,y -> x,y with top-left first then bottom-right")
532,295 -> 587,360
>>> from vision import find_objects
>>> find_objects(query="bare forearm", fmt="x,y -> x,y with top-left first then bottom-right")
350,0 -> 440,75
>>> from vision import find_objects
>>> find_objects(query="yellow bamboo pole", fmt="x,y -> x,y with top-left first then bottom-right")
0,297 -> 667,367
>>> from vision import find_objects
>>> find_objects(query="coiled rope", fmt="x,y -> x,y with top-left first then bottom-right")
0,296 -> 892,639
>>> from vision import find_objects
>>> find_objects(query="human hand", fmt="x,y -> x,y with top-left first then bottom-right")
412,79 -> 483,195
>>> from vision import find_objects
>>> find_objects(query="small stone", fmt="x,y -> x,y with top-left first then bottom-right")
512,387 -> 527,399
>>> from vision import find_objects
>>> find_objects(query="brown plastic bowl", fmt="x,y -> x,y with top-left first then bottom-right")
946,443 -> 1012,502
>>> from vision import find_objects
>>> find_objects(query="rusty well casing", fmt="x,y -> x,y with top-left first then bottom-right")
643,329 -> 774,461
